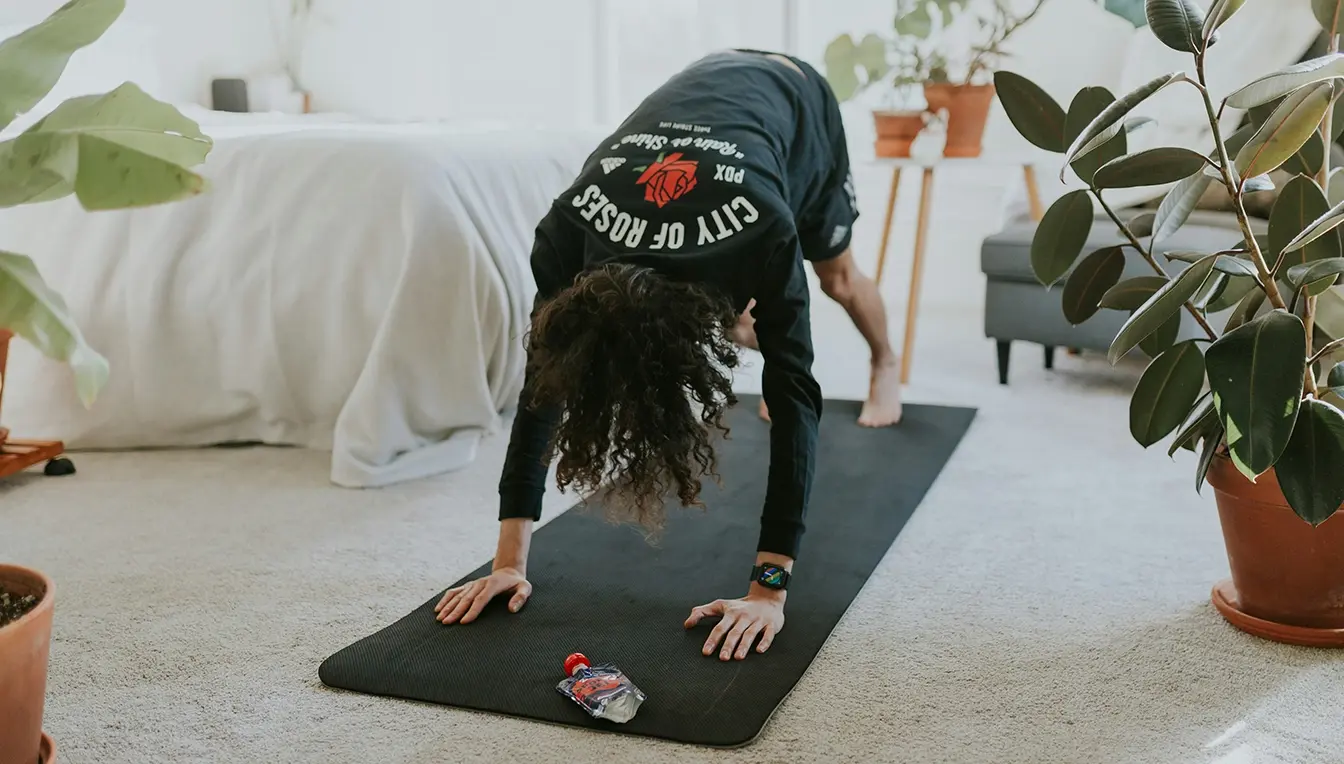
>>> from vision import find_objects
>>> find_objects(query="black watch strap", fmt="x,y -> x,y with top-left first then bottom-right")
751,563 -> 790,590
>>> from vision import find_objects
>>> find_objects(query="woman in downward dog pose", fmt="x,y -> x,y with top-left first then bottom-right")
434,49 -> 901,661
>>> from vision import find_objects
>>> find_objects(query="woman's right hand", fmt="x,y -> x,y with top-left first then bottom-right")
434,567 -> 532,625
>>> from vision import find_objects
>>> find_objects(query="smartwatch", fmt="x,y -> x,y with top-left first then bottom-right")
751,563 -> 791,591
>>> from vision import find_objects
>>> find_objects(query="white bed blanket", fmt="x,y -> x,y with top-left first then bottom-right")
0,117 -> 601,487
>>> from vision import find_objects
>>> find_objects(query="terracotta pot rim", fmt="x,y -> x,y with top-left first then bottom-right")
872,109 -> 925,118
0,563 -> 54,637
923,82 -> 995,91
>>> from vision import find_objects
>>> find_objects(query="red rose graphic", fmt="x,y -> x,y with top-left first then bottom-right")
635,152 -> 698,208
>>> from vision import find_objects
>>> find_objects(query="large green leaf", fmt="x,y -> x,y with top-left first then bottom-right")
25,82 -> 210,165
1244,174 -> 1277,194
3,83 -> 211,211
1066,88 -> 1127,185
1202,0 -> 1245,41
1063,246 -> 1126,325
1286,257 -> 1344,290
1206,310 -> 1308,480
1280,197 -> 1344,258
1126,116 -> 1157,135
1140,312 -> 1182,357
1031,190 -> 1094,286
823,35 -> 862,101
1334,93 -> 1344,140
895,4 -> 934,37
1226,53 -> 1344,109
1109,254 -> 1218,364
856,34 -> 890,83
1270,176 -> 1340,274
1222,123 -> 1257,157
1061,72 -> 1187,179
1224,285 -> 1267,332
1276,398 -> 1344,524
1329,360 -> 1344,394
1128,211 -> 1157,238
1285,132 -> 1325,177
1193,271 -> 1228,309
0,137 -> 73,207
1131,341 -> 1207,447
1312,0 -> 1344,35
1206,275 -> 1259,313
1196,424 -> 1224,493
1234,81 -> 1336,181
1212,255 -> 1260,279
1169,392 -> 1216,456
0,0 -> 125,131
1100,276 -> 1169,310
0,250 -> 107,406
993,71 -> 1067,153
1152,171 -> 1214,243
1093,147 -> 1207,189
1146,0 -> 1208,53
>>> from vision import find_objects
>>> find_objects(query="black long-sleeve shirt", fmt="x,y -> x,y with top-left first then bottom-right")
498,50 -> 856,560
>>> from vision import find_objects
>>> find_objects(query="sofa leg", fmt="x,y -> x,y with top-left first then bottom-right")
1044,345 -> 1056,370
996,340 -> 1011,385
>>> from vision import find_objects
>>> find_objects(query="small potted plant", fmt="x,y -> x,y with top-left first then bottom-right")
827,0 -> 1047,159
995,0 -> 1344,645
823,5 -> 936,158
0,0 -> 214,760
921,0 -> 1048,157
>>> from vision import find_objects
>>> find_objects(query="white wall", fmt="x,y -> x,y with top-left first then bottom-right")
290,0 -> 1140,143
0,0 -> 280,107
1,0 -> 1142,140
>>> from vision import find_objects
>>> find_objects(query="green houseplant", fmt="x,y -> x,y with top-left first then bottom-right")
826,0 -> 1047,158
0,1 -> 213,761
824,0 -> 942,158
994,0 -> 1344,646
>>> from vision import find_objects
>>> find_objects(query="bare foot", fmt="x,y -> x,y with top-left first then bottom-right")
858,359 -> 902,427
758,398 -> 771,423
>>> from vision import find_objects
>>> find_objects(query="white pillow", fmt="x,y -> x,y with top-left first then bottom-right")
0,21 -> 166,137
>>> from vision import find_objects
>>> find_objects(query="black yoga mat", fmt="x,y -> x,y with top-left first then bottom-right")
320,397 -> 975,747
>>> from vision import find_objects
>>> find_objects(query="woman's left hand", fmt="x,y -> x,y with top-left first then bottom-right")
684,593 -> 786,661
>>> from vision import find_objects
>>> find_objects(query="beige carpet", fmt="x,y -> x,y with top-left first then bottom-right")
6,164 -> 1344,764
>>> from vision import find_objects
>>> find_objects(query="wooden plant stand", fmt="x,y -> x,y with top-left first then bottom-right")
0,331 -> 73,479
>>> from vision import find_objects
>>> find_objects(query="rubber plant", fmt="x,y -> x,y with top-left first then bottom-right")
995,0 -> 1344,646
0,1 -> 212,762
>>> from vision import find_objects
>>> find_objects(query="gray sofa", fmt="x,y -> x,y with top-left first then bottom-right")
981,209 -> 1261,384
983,35 -> 1335,385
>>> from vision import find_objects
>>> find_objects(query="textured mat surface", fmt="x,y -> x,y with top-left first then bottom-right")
319,397 -> 976,747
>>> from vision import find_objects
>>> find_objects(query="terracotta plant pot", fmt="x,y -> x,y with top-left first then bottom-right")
1206,455 -> 1344,647
0,329 -> 9,447
0,564 -> 54,764
923,82 -> 996,158
872,110 -> 926,158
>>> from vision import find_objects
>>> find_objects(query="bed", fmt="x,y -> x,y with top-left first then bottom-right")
0,109 -> 604,487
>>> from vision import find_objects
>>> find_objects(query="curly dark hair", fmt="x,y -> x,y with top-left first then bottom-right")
525,262 -> 741,534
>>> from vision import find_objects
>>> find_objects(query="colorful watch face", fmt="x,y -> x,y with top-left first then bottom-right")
755,564 -> 788,588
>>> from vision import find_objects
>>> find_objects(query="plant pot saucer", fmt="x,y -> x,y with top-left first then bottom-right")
1212,579 -> 1344,648
40,730 -> 57,764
